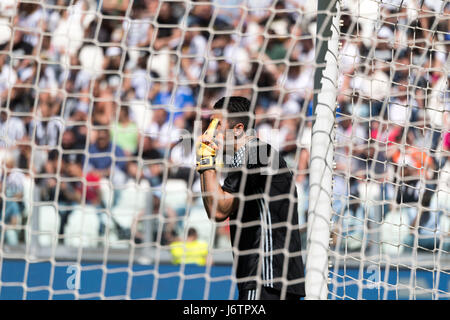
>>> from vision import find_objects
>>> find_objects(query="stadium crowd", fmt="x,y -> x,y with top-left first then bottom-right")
0,0 -> 448,255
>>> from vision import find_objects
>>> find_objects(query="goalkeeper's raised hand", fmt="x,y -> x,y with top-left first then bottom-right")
196,118 -> 220,173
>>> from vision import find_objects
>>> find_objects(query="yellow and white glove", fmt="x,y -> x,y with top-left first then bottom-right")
196,118 -> 220,173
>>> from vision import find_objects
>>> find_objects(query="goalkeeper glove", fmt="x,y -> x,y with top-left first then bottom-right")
196,118 -> 220,173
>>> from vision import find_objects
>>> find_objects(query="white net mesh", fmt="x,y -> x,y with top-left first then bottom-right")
328,0 -> 450,300
0,0 -> 448,300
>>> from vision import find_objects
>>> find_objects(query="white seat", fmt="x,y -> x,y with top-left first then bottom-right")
295,182 -> 308,225
439,198 -> 450,244
427,192 -> 450,247
99,178 -> 114,209
112,179 -> 149,229
435,189 -> 450,214
129,100 -> 153,132
163,179 -> 188,211
381,209 -> 411,255
38,205 -> 60,247
108,180 -> 151,248
79,44 -> 104,73
21,176 -> 34,218
185,205 -> 213,244
148,52 -> 170,78
64,205 -> 99,248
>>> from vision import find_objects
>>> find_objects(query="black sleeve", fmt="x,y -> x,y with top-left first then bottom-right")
222,171 -> 242,194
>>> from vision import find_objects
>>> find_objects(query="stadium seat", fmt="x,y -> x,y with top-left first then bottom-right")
129,100 -> 153,132
435,187 -> 450,214
357,180 -> 381,221
37,205 -> 60,247
185,205 -> 213,244
111,179 -> 149,229
427,188 -> 450,250
295,182 -> 308,226
440,213 -> 450,251
79,44 -> 104,73
346,0 -> 379,47
148,52 -> 169,78
339,207 -> 365,251
64,205 -> 99,248
163,179 -> 188,211
21,176 -> 34,218
381,209 -> 412,255
99,178 -> 114,209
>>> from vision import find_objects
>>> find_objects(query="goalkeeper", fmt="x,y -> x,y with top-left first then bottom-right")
197,96 -> 305,300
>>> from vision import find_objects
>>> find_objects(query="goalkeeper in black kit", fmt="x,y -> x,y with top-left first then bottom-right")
196,96 -> 305,300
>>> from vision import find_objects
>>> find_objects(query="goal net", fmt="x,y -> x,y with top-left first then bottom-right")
0,0 -> 448,300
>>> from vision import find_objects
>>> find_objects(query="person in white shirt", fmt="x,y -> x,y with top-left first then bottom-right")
30,101 -> 64,147
0,110 -> 25,149
145,108 -> 183,153
0,54 -> 17,104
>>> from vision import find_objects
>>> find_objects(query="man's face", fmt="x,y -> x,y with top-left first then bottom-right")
96,130 -> 110,149
66,162 -> 81,177
40,103 -> 51,118
209,113 -> 245,155
62,131 -> 75,148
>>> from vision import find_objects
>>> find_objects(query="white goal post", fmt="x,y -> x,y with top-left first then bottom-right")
305,0 -> 340,300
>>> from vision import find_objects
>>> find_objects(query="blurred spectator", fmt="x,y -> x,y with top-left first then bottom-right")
66,159 -> 102,207
91,83 -> 116,125
170,227 -> 209,266
279,61 -> 314,107
387,78 -> 418,126
47,156 -> 103,237
153,79 -> 196,126
0,54 -> 17,104
61,126 -> 87,165
427,57 -> 449,129
180,26 -> 208,83
188,0 -> 229,33
0,180 -> 21,245
128,136 -> 164,186
137,136 -> 163,161
0,110 -> 25,148
88,127 -> 127,186
391,128 -> 435,207
0,153 -> 26,245
16,3 -> 46,52
31,96 -> 64,147
123,1 -> 155,49
0,0 -> 446,256
122,53 -> 160,101
110,106 -> 140,156
154,1 -> 183,50
150,192 -> 179,245
145,108 -> 184,154
37,149 -> 60,203
351,60 -> 390,116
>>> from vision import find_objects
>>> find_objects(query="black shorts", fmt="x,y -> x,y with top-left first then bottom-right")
238,286 -> 302,300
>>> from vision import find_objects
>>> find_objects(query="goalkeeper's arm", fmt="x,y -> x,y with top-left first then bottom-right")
197,119 -> 238,222
199,169 -> 237,222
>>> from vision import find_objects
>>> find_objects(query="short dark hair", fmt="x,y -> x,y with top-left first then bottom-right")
213,96 -> 252,130
187,227 -> 198,238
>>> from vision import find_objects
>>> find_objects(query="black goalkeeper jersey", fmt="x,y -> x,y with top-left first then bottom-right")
221,137 -> 305,297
